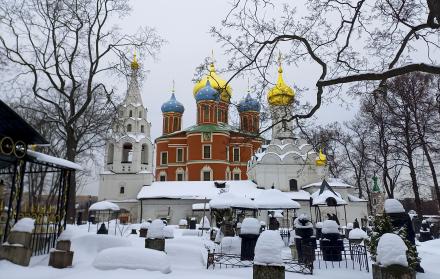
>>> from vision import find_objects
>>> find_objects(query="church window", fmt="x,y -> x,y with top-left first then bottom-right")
243,116 -> 248,130
203,171 -> 211,181
233,173 -> 240,180
282,121 -> 287,131
176,148 -> 184,162
173,117 -> 178,131
160,175 -> 166,181
289,179 -> 298,191
127,124 -> 132,132
129,110 -> 133,117
107,143 -> 114,164
226,146 -> 229,161
164,118 -> 169,133
373,198 -> 377,205
203,105 -> 209,121
233,147 -> 240,162
203,145 -> 211,159
139,111 -> 142,118
177,173 -> 184,181
122,143 -> 133,163
141,125 -> 144,133
141,144 -> 148,164
217,108 -> 221,122
160,152 -> 168,165
120,186 -> 125,194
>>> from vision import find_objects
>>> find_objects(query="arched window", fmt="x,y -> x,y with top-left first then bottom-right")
141,144 -> 148,164
129,110 -> 133,117
243,116 -> 248,130
141,125 -> 144,133
176,168 -> 185,181
203,105 -> 209,121
107,143 -> 114,164
122,143 -> 133,163
173,117 -> 178,131
138,111 -> 142,118
126,124 -> 132,132
201,165 -> 212,181
164,117 -> 169,133
289,179 -> 298,191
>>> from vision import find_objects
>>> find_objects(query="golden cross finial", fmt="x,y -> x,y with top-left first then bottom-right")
211,49 -> 215,64
278,51 -> 282,67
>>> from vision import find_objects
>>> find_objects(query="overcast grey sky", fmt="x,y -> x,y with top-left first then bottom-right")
80,0 -> 358,195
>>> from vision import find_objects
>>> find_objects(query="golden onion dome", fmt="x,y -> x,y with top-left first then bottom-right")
315,149 -> 327,166
131,53 -> 139,70
193,62 -> 232,102
267,63 -> 295,106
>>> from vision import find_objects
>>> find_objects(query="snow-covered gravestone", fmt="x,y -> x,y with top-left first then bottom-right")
145,219 -> 166,251
348,228 -> 368,243
294,214 -> 315,264
49,227 -> 75,269
178,219 -> 188,229
373,233 -> 415,279
253,230 -> 285,279
0,218 -> 35,266
239,218 -> 260,261
419,220 -> 432,242
139,222 -> 150,238
320,220 -> 343,261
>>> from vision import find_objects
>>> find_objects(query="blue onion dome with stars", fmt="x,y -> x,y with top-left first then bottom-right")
194,79 -> 219,102
161,93 -> 185,113
238,93 -> 261,112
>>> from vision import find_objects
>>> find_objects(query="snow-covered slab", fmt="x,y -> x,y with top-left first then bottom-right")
27,150 -> 83,171
348,194 -> 367,202
254,189 -> 301,209
11,218 -> 35,233
137,180 -> 261,200
384,199 -> 405,213
89,201 -> 120,211
284,190 -> 311,200
93,247 -> 171,273
302,178 -> 354,189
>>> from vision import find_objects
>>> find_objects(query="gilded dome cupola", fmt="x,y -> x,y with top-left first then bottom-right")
193,62 -> 232,103
267,54 -> 295,106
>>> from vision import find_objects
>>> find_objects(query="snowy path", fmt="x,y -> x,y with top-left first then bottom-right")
1,225 -> 438,279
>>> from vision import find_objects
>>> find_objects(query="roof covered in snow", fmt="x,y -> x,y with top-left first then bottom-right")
254,189 -> 301,209
209,192 -> 257,209
89,201 -> 120,211
27,150 -> 83,171
302,178 -> 354,189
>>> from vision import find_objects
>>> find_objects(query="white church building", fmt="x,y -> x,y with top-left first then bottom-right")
98,55 -> 154,221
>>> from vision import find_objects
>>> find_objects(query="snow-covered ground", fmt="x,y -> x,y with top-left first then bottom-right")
1,223 -> 439,279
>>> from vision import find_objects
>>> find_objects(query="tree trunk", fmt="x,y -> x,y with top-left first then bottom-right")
65,128 -> 77,224
404,123 -> 422,217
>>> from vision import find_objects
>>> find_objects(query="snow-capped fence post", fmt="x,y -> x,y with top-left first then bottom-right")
294,214 -> 316,264
253,230 -> 285,279
239,218 -> 260,261
145,219 -> 166,252
0,218 -> 34,266
315,222 -> 323,239
372,233 -> 416,279
320,220 -> 343,261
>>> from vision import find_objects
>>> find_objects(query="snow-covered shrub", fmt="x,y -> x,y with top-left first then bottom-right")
147,219 -> 165,239
254,230 -> 284,265
377,233 -> 408,267
322,220 -> 339,234
11,218 -> 35,233
93,247 -> 171,273
384,199 -> 405,214
240,218 -> 260,235
348,228 -> 368,240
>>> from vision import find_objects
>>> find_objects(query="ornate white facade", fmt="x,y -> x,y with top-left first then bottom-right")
98,58 -> 154,221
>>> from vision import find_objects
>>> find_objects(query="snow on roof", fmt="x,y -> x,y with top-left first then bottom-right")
27,150 -> 83,171
209,192 -> 256,209
137,180 -> 260,200
347,194 -> 367,202
284,190 -> 311,200
192,203 -> 210,211
89,201 -> 120,211
254,189 -> 301,209
311,189 -> 347,206
302,178 -> 354,189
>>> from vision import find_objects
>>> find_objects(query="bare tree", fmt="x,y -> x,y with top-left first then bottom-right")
211,0 -> 440,130
0,0 -> 164,222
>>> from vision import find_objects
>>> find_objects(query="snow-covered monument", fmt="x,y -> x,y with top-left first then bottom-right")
98,55 -> 154,221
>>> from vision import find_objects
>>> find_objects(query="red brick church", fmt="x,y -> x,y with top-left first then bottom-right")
155,62 -> 262,181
